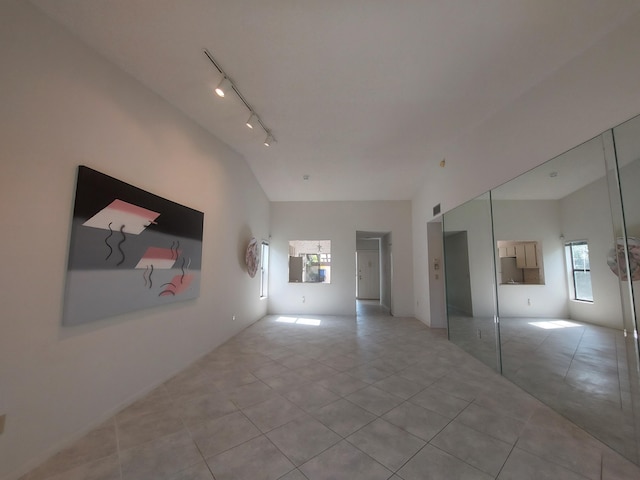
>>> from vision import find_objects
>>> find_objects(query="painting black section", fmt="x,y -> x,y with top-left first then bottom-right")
73,166 -> 204,240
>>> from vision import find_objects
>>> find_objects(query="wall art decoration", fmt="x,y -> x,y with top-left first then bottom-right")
607,237 -> 640,281
62,166 -> 204,326
245,237 -> 259,278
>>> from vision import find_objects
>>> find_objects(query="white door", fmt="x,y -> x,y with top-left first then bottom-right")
357,250 -> 380,299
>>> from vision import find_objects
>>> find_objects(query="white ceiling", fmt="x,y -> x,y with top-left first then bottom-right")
30,0 -> 640,201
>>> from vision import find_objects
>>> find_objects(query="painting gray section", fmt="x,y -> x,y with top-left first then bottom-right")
62,270 -> 201,326
67,223 -> 203,270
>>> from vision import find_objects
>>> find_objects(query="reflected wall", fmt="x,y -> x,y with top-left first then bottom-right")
443,192 -> 500,371
442,114 -> 640,464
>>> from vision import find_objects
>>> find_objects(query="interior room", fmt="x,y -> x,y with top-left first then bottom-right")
3,1 -> 640,479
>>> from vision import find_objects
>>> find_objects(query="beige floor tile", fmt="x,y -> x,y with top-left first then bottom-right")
206,436 -> 294,480
397,444 -> 493,480
266,414 -> 341,465
346,418 -> 425,471
117,407 -> 184,450
299,440 -> 392,480
190,411 -> 261,458
119,430 -> 202,480
432,421 -> 512,477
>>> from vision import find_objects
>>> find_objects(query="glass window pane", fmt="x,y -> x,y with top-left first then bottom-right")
574,271 -> 593,301
572,243 -> 589,270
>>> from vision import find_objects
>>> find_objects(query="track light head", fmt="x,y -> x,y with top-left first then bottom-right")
264,134 -> 273,147
246,113 -> 255,129
214,76 -> 231,97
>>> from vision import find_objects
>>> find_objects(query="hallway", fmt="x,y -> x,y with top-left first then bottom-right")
20,311 -> 640,480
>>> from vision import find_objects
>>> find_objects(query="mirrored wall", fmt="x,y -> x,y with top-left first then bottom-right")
443,114 -> 640,464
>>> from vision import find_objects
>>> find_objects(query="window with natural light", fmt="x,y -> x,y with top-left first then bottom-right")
260,241 -> 269,298
565,241 -> 593,302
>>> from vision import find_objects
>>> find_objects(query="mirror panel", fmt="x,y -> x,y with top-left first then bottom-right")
612,115 -> 640,462
442,115 -> 640,465
491,134 -> 640,460
443,192 -> 500,371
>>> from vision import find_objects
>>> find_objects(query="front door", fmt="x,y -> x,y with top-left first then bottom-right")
357,250 -> 380,299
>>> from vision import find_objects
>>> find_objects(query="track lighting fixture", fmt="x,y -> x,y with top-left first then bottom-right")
246,113 -> 255,129
204,49 -> 276,147
214,76 -> 231,97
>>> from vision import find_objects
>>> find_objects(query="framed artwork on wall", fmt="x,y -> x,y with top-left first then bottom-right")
62,166 -> 204,326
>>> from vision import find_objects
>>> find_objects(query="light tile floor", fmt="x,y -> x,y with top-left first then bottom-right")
449,314 -> 640,463
19,303 -> 640,480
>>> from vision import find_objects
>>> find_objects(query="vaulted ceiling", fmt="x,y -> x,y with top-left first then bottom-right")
30,0 -> 640,201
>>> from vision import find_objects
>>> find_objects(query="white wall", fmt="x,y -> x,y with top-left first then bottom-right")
0,3 -> 270,479
412,11 -> 640,327
269,201 -> 413,316
561,178 -> 624,328
492,200 -> 569,318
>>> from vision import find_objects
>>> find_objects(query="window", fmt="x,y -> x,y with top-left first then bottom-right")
566,241 -> 593,302
288,240 -> 331,283
260,241 -> 269,298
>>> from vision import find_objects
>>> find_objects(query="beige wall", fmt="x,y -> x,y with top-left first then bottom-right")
0,3 -> 270,478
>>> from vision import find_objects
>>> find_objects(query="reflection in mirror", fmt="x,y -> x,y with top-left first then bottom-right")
442,115 -> 640,464
492,133 -> 639,463
496,240 -> 544,285
288,240 -> 331,283
443,192 -> 500,371
612,114 -> 640,463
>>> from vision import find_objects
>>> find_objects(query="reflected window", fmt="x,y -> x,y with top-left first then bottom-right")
288,240 -> 331,283
566,241 -> 593,302
260,241 -> 269,298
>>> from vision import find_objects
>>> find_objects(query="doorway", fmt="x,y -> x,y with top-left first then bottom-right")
356,250 -> 380,299
356,230 -> 392,314
443,230 -> 473,316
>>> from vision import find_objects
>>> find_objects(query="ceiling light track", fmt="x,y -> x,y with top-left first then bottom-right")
203,49 -> 275,146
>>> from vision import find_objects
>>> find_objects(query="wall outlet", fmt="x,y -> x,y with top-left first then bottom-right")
527,298 -> 531,306
477,329 -> 482,339
0,414 -> 6,435
302,296 -> 306,303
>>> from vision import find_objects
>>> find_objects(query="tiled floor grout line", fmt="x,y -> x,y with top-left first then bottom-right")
494,441 -> 518,480
389,401 -> 461,477
562,325 -> 588,382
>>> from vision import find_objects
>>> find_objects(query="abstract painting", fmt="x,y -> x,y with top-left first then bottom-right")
62,166 -> 204,326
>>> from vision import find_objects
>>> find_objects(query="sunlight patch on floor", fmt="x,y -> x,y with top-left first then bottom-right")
528,320 -> 582,330
275,316 -> 322,326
